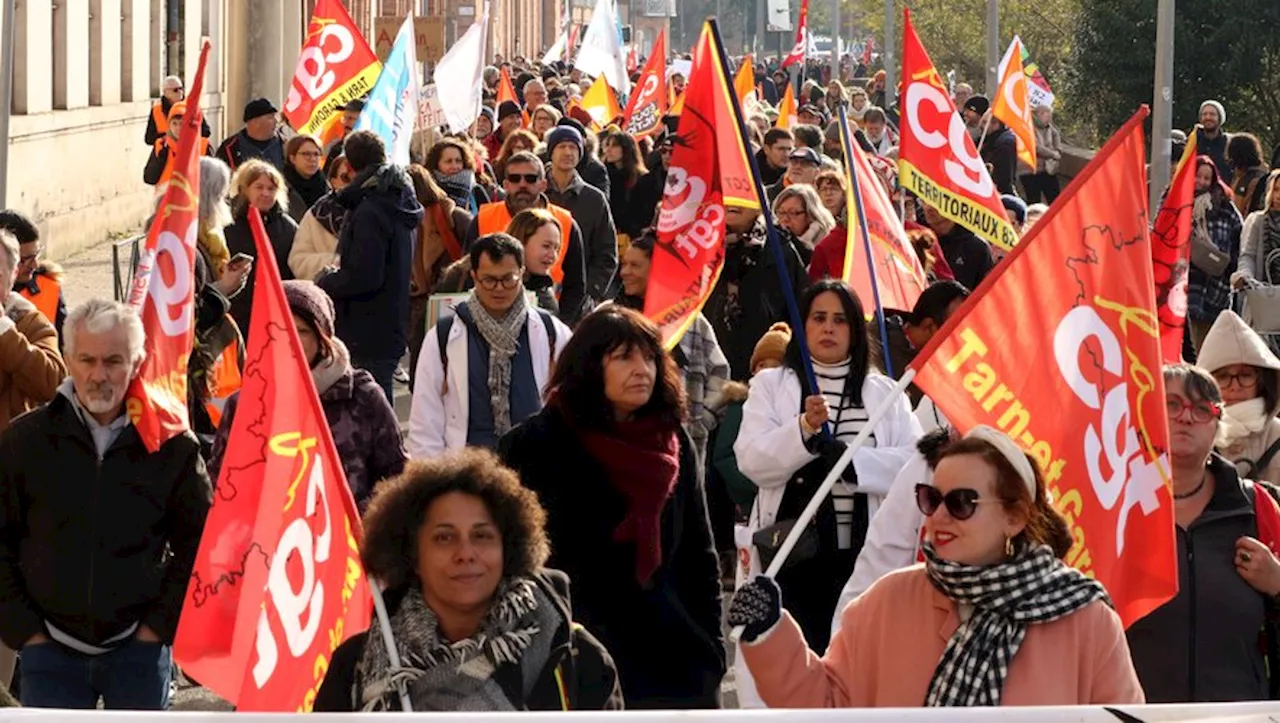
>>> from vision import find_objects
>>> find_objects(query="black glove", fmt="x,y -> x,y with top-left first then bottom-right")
728,575 -> 783,642
812,436 -> 858,485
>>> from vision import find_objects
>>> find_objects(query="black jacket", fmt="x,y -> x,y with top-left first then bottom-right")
1126,455 -> 1272,703
0,389 -> 213,649
318,164 -> 424,362
224,202 -> 297,343
314,570 -> 623,711
703,219 -> 811,380
499,408 -> 726,709
144,97 -> 211,146
215,128 -> 287,171
755,148 -> 785,187
605,165 -> 662,238
936,224 -> 994,292
981,126 -> 1019,196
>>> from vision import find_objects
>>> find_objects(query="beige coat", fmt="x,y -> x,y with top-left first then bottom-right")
288,210 -> 339,281
0,293 -> 66,432
1198,310 -> 1280,483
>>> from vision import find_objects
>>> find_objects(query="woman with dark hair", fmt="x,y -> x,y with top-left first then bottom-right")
283,133 -> 330,221
314,449 -> 622,711
288,155 -> 355,281
405,164 -> 473,386
601,129 -> 662,240
1187,156 -> 1244,354
499,306 -> 726,708
1125,363 -> 1280,702
426,138 -> 490,214
731,425 -> 1143,707
734,279 -> 921,653
1228,132 -> 1270,216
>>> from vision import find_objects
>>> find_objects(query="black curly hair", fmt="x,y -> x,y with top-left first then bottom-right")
360,449 -> 550,591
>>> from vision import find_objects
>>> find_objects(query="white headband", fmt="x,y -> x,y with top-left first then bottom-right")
965,425 -> 1037,498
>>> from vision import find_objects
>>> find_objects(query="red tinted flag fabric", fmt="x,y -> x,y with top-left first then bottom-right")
173,209 -> 372,711
622,31 -> 667,140
1151,131 -> 1199,362
644,21 -> 757,347
898,9 -> 1018,251
283,0 -> 381,137
911,108 -> 1177,627
781,0 -> 808,69
125,41 -> 212,452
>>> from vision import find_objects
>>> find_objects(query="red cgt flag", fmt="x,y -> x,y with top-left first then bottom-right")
898,9 -> 1018,252
622,30 -> 667,140
125,41 -> 212,452
1151,131 -> 1199,362
910,107 -> 1177,627
283,0 -> 382,137
781,0 -> 808,69
173,208 -> 372,712
840,113 -> 927,315
644,21 -> 758,348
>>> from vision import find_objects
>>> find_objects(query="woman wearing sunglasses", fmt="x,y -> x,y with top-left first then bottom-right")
734,280 -> 921,654
1125,363 -> 1280,703
729,424 -> 1143,707
1195,310 -> 1280,484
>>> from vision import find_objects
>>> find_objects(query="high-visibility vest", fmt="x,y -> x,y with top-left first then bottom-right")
18,273 -> 59,328
204,336 -> 243,429
151,101 -> 168,150
476,202 -> 572,288
156,137 -> 211,195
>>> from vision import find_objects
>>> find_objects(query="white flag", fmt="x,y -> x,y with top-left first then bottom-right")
432,2 -> 489,134
354,14 -> 418,165
543,32 -> 567,65
574,0 -> 630,96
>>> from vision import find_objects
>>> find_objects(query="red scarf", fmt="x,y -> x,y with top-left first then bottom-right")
576,413 -> 680,586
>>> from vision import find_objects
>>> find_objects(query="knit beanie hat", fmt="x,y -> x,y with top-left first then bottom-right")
478,105 -> 496,125
546,125 -> 584,157
750,322 -> 793,374
1001,194 -> 1027,225
498,100 -> 523,121
1199,99 -> 1226,126
963,95 -> 990,117
283,280 -> 336,343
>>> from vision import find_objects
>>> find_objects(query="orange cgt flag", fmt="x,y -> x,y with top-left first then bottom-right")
622,30 -> 667,139
992,36 -> 1037,170
580,74 -> 623,131
776,83 -> 798,129
839,110 -> 927,315
899,9 -> 1018,251
283,0 -> 381,137
173,208 -> 373,711
734,53 -> 757,113
125,41 -> 212,452
497,65 -> 519,107
910,107 -> 1177,627
1151,130 -> 1199,362
644,21 -> 758,348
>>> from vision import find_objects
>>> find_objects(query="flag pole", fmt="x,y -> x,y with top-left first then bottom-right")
838,104 -> 895,378
708,18 -> 824,424
370,580 -> 415,712
728,369 -> 917,644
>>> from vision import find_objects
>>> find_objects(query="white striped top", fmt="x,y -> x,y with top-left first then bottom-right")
812,358 -> 876,550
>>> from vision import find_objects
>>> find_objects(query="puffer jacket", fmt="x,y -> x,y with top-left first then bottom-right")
0,293 -> 65,432
210,339 -> 406,509
318,164 -> 425,362
1197,310 -> 1280,484
1126,455 -> 1272,703
313,569 -> 623,711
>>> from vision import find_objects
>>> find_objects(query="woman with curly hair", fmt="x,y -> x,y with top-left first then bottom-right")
426,137 -> 491,214
314,449 -> 622,711
491,129 -> 538,186
223,158 -> 297,341
499,306 -> 726,708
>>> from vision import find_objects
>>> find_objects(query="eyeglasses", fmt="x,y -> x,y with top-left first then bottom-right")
506,173 -> 540,185
776,209 -> 808,220
1166,397 -> 1223,424
1213,367 -> 1259,389
477,273 -> 521,290
915,484 -> 996,521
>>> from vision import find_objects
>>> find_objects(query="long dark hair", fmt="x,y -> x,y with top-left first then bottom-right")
603,129 -> 648,186
546,306 -> 686,430
785,279 -> 870,407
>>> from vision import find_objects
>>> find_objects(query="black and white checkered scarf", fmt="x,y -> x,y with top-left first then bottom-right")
921,542 -> 1109,707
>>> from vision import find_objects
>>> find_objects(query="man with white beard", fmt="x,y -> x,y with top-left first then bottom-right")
0,299 -> 212,709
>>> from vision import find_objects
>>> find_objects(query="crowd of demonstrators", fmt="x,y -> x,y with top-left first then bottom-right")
1186,157 -> 1243,355
288,155 -> 356,281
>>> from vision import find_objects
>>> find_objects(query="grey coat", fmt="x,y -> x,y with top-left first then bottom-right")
546,171 -> 618,305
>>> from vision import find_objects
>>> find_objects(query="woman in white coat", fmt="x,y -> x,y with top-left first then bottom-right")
734,279 -> 921,653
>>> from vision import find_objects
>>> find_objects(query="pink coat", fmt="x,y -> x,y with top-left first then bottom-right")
741,565 -> 1144,707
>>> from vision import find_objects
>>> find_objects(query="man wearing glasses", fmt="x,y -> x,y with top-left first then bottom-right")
466,151 -> 588,324
143,76 -> 211,149
407,233 -> 571,458
0,210 -> 65,342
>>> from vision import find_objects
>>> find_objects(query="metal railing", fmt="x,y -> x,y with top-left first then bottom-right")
111,234 -> 146,302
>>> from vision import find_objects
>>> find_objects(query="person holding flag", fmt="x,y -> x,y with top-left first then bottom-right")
1021,106 -> 1063,204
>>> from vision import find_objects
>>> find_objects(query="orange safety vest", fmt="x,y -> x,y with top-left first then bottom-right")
151,102 -> 168,147
156,137 -> 211,192
18,274 -> 59,328
204,337 -> 243,429
476,202 -> 572,288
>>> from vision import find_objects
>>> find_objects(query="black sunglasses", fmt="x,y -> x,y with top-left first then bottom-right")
915,484 -> 990,521
506,173 -> 540,184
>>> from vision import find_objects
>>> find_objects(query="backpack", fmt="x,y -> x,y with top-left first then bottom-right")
436,307 -> 559,397
1245,478 -> 1280,699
